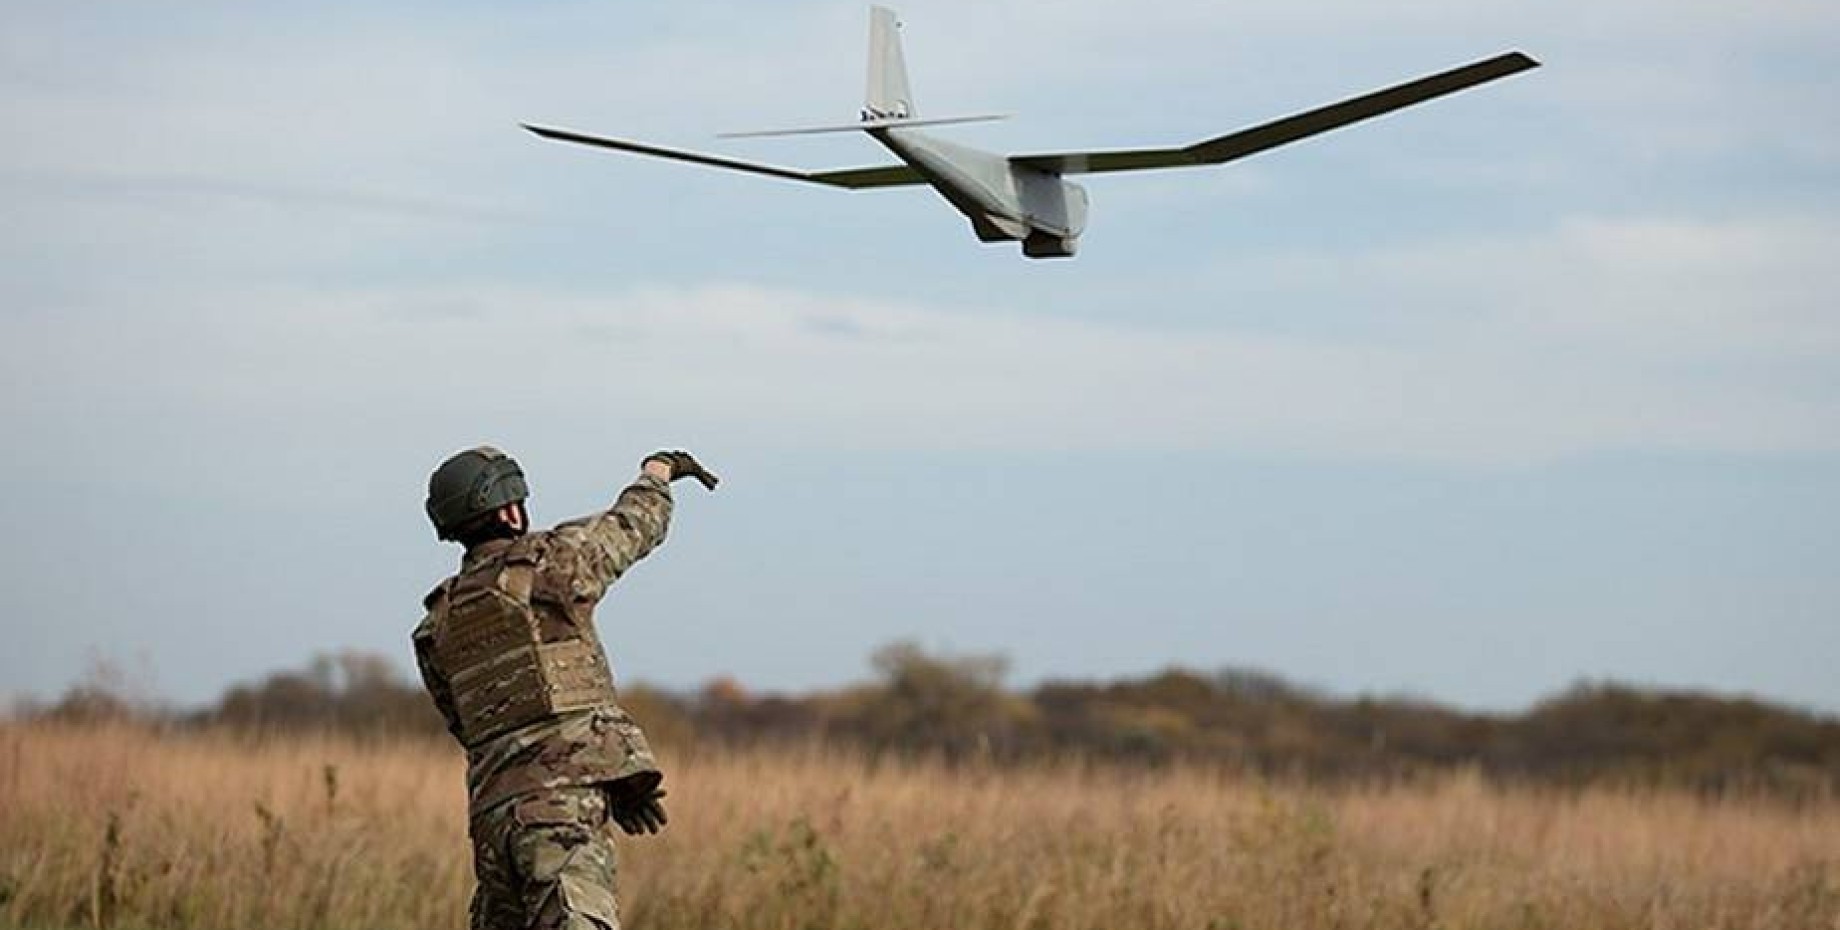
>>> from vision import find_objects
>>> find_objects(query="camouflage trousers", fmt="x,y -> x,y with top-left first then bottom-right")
469,786 -> 622,930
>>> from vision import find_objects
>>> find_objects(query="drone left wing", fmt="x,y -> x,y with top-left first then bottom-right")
522,124 -> 926,189
1011,52 -> 1539,176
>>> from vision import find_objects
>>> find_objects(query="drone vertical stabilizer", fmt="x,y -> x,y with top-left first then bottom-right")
866,6 -> 914,119
717,6 -> 1003,139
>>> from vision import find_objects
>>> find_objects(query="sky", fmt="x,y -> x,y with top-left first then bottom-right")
2,0 -> 1836,714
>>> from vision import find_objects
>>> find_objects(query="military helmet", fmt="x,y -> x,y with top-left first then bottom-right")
425,446 -> 530,540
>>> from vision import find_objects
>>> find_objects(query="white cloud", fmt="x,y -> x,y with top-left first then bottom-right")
2,1 -> 1837,717
1344,216 -> 1840,358
7,0 -> 1829,190
7,214 -> 1836,467
0,4 -> 1834,468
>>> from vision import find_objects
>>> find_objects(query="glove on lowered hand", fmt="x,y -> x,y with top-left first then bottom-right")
610,787 -> 669,836
644,450 -> 719,491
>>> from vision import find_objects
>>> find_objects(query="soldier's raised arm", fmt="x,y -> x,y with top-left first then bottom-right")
551,450 -> 719,595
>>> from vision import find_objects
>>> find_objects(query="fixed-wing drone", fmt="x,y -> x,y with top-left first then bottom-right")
525,7 -> 1538,259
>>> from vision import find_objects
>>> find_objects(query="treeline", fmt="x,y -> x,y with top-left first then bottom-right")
26,643 -> 1840,796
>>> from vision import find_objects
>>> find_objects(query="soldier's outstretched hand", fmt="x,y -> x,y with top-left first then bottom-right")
643,450 -> 719,491
610,787 -> 669,836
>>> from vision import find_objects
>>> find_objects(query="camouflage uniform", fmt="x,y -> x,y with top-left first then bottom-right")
414,474 -> 673,930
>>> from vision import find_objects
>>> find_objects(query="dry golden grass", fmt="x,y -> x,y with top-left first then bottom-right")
1,721 -> 1836,930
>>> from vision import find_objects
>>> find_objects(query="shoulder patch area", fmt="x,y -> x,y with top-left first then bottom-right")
548,518 -> 590,537
505,533 -> 548,565
539,522 -> 592,559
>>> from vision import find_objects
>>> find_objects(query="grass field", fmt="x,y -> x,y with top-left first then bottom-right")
1,721 -> 1835,929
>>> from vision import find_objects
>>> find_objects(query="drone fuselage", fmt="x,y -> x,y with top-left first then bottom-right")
869,127 -> 1088,258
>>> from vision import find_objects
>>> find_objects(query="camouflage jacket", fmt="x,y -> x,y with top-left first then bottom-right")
413,474 -> 672,815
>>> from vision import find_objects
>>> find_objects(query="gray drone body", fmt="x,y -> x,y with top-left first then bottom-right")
526,7 -> 1537,259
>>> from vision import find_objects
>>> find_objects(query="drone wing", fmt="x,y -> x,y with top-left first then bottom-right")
808,165 -> 930,188
522,124 -> 926,189
1010,52 -> 1539,176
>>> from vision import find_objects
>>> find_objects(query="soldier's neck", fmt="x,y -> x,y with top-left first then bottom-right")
462,536 -> 517,567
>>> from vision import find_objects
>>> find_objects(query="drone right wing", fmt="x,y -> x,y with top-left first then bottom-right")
522,124 -> 926,189
1010,52 -> 1539,176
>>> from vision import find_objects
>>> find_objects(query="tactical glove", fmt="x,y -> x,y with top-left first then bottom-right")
610,787 -> 669,836
644,450 -> 719,491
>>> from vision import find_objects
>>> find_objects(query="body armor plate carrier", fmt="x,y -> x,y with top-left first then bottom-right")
428,537 -> 619,747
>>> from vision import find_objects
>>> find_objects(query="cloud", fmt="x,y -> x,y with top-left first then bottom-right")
1298,216 -> 1840,355
0,3 -> 1833,470
7,213 -> 1836,467
0,170 -> 536,224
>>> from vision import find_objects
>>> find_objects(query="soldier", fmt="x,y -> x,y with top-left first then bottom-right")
414,446 -> 717,930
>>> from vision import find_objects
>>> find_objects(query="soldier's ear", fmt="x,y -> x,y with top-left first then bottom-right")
499,503 -> 528,533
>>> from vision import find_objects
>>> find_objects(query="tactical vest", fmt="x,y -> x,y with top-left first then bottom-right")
426,536 -> 620,748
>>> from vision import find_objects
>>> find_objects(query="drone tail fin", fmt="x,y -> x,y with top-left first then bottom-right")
723,10 -> 1006,139
865,6 -> 915,119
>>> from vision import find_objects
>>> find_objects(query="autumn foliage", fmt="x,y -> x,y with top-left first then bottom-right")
40,643 -> 1836,796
